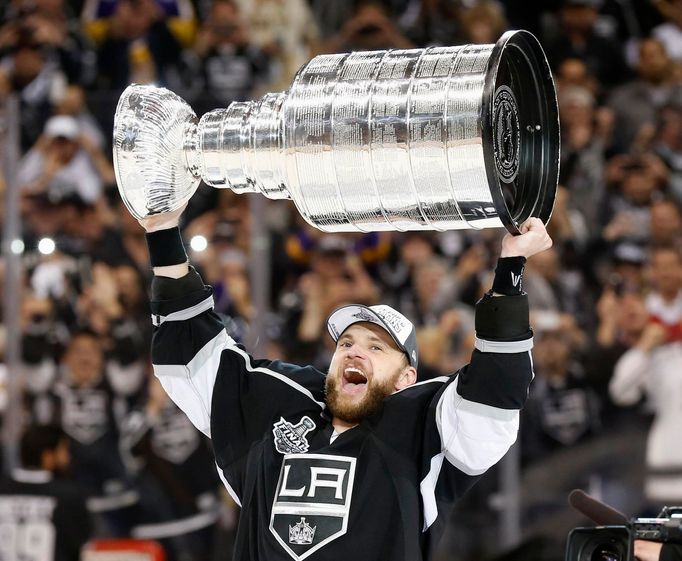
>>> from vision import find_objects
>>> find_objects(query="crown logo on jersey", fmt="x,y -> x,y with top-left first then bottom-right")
289,517 -> 316,545
273,416 -> 316,455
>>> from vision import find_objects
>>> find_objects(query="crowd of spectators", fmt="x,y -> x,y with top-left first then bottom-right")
1,0 -> 682,559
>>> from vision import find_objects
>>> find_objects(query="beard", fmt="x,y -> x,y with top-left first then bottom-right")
325,371 -> 398,424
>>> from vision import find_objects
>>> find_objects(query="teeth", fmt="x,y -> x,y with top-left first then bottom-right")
345,367 -> 367,379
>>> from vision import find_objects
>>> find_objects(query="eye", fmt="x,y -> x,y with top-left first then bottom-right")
339,341 -> 352,348
370,345 -> 384,352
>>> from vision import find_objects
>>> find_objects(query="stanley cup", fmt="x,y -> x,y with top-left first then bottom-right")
113,30 -> 559,234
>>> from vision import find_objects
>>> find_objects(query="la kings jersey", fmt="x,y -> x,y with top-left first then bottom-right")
0,469 -> 91,561
150,269 -> 534,561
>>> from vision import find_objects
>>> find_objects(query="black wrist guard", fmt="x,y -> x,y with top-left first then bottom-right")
475,292 -> 530,340
491,256 -> 527,296
145,227 -> 188,268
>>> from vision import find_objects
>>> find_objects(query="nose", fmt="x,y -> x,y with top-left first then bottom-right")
344,342 -> 366,360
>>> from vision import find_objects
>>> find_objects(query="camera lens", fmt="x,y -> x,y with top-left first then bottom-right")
589,545 -> 621,561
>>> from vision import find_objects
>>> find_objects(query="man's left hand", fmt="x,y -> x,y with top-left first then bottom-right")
500,217 -> 553,258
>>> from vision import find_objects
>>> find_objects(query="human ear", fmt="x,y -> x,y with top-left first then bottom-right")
395,366 -> 417,390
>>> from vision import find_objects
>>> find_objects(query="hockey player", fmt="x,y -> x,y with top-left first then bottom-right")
140,205 -> 551,561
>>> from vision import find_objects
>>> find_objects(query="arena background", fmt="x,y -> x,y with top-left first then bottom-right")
1,0 -> 681,559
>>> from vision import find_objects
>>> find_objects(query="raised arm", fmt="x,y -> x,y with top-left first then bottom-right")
137,207 -> 327,470
136,205 -> 227,437
436,218 -> 552,475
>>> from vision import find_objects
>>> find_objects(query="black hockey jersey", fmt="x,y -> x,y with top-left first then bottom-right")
0,469 -> 91,561
150,269 -> 534,561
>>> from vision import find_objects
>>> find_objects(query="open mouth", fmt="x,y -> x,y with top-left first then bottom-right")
342,367 -> 368,393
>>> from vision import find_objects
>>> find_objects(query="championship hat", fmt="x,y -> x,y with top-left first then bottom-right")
327,304 -> 418,368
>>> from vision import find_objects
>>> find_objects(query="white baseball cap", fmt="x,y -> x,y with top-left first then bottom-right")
44,115 -> 79,140
327,304 -> 418,368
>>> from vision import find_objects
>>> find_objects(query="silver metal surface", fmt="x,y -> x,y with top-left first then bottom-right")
114,30 -> 559,233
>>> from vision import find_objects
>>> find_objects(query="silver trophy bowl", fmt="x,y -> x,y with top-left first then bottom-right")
113,30 -> 559,234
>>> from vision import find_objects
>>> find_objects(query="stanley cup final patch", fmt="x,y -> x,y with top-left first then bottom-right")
270,454 -> 357,561
273,416 -> 316,455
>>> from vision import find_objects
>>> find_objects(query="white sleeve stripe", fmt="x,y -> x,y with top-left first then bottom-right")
420,451 -> 445,531
474,336 -> 533,353
216,463 -> 242,507
453,396 -> 519,423
151,295 -> 214,326
153,329 -> 230,436
227,343 -> 326,410
435,377 -> 519,476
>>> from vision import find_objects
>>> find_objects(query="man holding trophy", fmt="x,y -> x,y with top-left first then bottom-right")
114,30 -> 559,561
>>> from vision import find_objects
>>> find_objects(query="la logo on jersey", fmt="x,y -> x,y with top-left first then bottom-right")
273,416 -> 316,455
270,454 -> 356,561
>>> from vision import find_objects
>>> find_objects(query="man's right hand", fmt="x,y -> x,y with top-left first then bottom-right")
138,203 -> 187,232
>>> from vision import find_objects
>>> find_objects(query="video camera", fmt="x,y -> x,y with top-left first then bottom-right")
566,490 -> 682,561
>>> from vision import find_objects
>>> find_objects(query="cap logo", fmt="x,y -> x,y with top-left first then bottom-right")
376,309 -> 408,339
352,309 -> 376,323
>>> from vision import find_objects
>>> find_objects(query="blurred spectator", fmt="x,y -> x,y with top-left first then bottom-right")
124,377 -> 221,561
404,256 -> 452,324
17,115 -> 113,207
649,198 -> 682,245
0,425 -> 92,561
652,104 -> 682,201
399,0 -> 463,47
54,84 -> 107,150
646,244 -> 682,327
82,0 -> 197,47
608,242 -> 647,292
610,300 -> 682,504
309,0 -> 354,38
459,1 -> 507,45
415,307 -> 474,381
83,0 -> 189,89
376,231 -> 440,310
319,0 -> 414,54
8,0 -> 94,84
599,154 -> 668,245
584,286 -> 648,429
544,0 -> 631,88
607,37 -> 682,153
547,186 -> 590,253
52,330 -> 140,534
524,247 -> 589,324
20,292 -> 68,426
650,0 -> 682,64
285,221 -> 391,282
558,86 -> 611,238
0,25 -> 66,151
105,198 -> 159,275
188,0 -> 270,115
521,310 -> 598,466
555,57 -> 600,98
279,235 -> 378,367
233,0 -> 319,91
